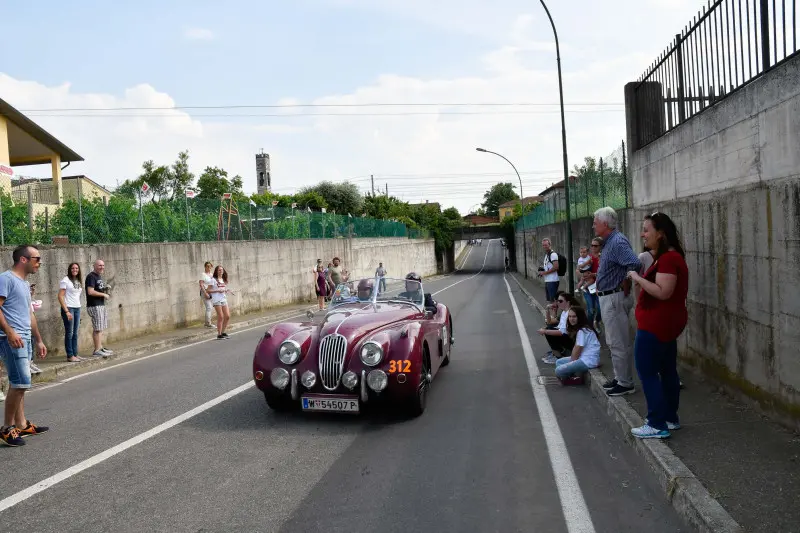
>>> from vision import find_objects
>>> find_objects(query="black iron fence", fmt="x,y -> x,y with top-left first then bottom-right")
634,0 -> 799,147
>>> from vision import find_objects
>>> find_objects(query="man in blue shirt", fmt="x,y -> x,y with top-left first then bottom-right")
0,245 -> 49,447
593,207 -> 642,397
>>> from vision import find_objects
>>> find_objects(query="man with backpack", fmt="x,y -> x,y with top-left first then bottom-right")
537,238 -> 566,302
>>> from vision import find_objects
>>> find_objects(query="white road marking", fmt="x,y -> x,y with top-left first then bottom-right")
32,313 -> 307,390
503,276 -> 596,533
0,381 -> 255,514
432,239 -> 493,296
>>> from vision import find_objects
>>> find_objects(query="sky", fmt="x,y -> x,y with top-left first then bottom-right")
0,0 -> 705,214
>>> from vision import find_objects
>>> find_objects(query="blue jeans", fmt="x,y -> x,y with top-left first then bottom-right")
61,307 -> 81,357
0,334 -> 32,389
545,281 -> 560,302
555,357 -> 590,379
634,329 -> 680,430
584,291 -> 600,323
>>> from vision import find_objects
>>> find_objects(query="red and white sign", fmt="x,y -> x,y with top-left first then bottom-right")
185,189 -> 196,199
141,182 -> 150,193
271,200 -> 278,207
0,165 -> 13,177
222,193 -> 232,200
291,202 -> 297,209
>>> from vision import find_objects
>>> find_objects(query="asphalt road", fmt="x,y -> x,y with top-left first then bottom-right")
0,240 -> 686,532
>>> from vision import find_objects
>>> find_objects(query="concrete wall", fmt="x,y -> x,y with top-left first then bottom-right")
625,53 -> 800,427
16,237 -> 436,356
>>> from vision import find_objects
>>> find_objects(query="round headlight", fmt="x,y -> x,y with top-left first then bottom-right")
301,371 -> 317,388
270,367 -> 290,390
342,371 -> 358,389
367,369 -> 388,392
278,340 -> 301,365
360,341 -> 384,366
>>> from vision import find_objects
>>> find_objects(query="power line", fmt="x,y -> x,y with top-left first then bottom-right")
20,109 -> 623,118
18,102 -> 624,112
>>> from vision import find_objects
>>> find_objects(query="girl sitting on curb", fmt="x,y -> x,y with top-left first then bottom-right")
555,306 -> 601,386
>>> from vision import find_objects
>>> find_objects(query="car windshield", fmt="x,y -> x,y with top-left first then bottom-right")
329,277 -> 424,308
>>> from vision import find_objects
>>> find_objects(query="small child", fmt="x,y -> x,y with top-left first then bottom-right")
575,246 -> 593,292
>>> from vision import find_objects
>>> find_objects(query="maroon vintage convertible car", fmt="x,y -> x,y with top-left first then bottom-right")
253,276 -> 453,416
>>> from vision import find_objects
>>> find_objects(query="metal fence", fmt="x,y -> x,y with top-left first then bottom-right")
634,0 -> 799,147
515,141 -> 629,232
0,194 -> 429,246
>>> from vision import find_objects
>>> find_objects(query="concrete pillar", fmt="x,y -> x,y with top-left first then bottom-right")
0,116 -> 11,196
50,153 -> 63,205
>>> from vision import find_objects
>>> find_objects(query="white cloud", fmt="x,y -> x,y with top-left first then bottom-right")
184,27 -> 216,41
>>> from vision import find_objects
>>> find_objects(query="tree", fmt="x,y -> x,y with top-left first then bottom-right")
442,207 -> 461,221
169,150 -> 195,200
300,181 -> 363,215
196,167 -> 243,199
482,182 -> 518,216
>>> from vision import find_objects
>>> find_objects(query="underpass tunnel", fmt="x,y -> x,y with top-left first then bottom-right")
455,239 -> 509,274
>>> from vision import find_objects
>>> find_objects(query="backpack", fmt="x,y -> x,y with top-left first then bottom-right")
556,253 -> 567,276
545,252 -> 568,277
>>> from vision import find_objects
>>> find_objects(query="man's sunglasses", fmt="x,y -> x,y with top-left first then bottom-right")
24,255 -> 41,263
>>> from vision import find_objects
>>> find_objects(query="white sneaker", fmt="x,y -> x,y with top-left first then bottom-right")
30,363 -> 42,374
100,348 -> 114,356
631,424 -> 670,439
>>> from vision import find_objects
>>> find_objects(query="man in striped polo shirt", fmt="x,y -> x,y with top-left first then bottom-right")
593,207 -> 642,397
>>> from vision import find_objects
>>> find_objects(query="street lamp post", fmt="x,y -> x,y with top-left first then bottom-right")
476,148 -> 528,278
538,0 -> 574,292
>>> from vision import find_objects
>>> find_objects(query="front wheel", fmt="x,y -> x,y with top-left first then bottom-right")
407,349 -> 431,417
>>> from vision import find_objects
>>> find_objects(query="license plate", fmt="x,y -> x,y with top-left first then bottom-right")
301,395 -> 360,413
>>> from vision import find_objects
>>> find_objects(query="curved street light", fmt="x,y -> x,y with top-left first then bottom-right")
475,148 -> 528,278
538,0 -> 574,292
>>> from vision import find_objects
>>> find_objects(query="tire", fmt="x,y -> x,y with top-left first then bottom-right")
264,391 -> 294,412
407,347 -> 430,417
441,318 -> 452,367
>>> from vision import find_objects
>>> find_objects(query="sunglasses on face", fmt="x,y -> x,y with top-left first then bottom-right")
557,299 -> 566,304
25,255 -> 42,263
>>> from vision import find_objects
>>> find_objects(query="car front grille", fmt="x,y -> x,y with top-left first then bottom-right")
318,334 -> 347,390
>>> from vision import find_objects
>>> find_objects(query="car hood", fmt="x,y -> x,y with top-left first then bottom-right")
317,302 -> 420,345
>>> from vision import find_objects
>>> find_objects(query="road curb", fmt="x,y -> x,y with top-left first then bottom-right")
29,307 -> 309,386
507,273 -> 744,533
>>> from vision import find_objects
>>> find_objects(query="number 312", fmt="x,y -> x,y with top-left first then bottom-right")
388,360 -> 411,373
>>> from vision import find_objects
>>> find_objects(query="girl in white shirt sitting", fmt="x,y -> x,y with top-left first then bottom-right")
555,306 -> 601,385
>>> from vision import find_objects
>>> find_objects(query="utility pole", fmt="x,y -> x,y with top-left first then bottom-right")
371,175 -> 375,196
385,183 -> 388,196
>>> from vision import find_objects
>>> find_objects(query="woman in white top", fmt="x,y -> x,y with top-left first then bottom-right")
58,263 -> 84,362
555,306 -> 601,384
206,265 -> 233,340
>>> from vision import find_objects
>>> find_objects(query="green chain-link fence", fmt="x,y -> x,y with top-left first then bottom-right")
516,140 -> 629,232
0,194 -> 429,246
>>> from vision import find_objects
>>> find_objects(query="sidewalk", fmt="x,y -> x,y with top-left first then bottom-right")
510,272 -> 800,533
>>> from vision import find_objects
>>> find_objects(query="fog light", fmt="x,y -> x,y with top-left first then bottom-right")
342,371 -> 358,389
301,371 -> 317,388
254,370 -> 264,381
270,368 -> 290,390
367,369 -> 388,392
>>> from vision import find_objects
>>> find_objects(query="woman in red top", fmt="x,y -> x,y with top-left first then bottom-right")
627,212 -> 688,439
